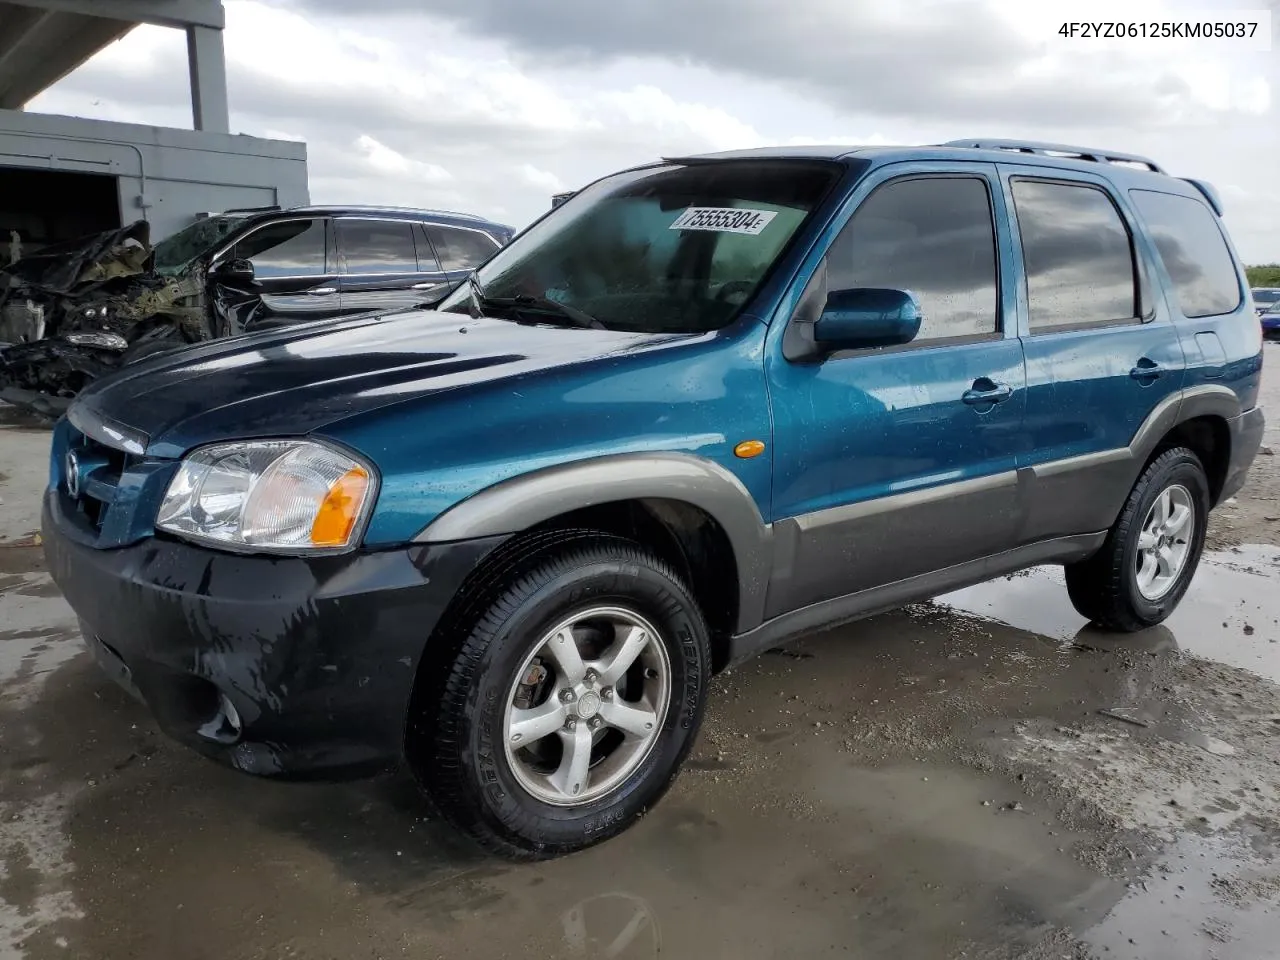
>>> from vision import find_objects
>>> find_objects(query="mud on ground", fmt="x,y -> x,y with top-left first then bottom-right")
1,349 -> 1278,960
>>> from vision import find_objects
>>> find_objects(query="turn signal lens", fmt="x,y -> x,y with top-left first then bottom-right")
734,439 -> 766,459
310,466 -> 371,546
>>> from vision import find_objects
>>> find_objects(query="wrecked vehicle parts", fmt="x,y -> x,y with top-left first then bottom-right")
62,331 -> 129,351
0,220 -> 207,417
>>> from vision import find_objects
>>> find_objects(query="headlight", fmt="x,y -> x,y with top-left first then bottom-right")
156,440 -> 374,553
63,331 -> 129,350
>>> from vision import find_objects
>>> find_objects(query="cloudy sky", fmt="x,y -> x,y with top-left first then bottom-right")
27,0 -> 1280,263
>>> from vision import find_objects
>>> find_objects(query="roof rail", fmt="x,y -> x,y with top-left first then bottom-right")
942,139 -> 1165,174
295,204 -> 489,222
220,205 -> 283,214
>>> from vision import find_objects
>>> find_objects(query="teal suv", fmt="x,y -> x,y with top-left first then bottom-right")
43,139 -> 1265,858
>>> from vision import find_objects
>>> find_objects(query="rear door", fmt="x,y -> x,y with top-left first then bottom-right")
335,217 -> 447,314
425,222 -> 502,282
1002,166 -> 1188,542
211,216 -> 340,331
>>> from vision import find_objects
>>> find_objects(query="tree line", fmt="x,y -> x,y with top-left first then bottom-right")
1247,264 -> 1280,287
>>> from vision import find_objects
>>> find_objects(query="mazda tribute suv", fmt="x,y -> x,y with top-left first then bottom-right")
44,139 -> 1265,859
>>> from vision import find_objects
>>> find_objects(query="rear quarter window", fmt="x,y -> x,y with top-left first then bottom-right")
1129,189 -> 1241,318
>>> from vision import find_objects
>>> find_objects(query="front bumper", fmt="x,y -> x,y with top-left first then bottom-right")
42,490 -> 503,778
1220,406 -> 1266,504
1262,317 -> 1280,340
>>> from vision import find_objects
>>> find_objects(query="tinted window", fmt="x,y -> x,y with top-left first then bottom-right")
412,225 -> 441,272
1130,190 -> 1241,318
233,219 -> 327,278
827,176 -> 998,341
428,225 -> 499,272
1012,180 -> 1136,330
336,219 -> 419,275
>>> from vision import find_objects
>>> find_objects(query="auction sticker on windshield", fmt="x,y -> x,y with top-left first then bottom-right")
670,207 -> 778,235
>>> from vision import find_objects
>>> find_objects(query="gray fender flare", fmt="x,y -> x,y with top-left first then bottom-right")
1129,384 -> 1241,463
414,452 -> 774,631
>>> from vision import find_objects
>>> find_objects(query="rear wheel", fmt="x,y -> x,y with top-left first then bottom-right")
410,534 -> 710,860
1065,447 -> 1209,631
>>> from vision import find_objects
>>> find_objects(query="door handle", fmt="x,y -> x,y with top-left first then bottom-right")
1129,359 -> 1164,380
411,282 -> 440,291
962,380 -> 1013,405
307,287 -> 337,296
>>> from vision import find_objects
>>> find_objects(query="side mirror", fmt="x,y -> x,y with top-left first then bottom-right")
814,287 -> 922,352
211,258 -> 255,284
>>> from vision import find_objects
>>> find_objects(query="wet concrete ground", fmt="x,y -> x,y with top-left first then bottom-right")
2,356 -> 1278,959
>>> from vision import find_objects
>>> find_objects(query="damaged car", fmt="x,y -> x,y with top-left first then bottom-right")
151,204 -> 514,335
1,205 -> 513,416
0,221 -> 206,417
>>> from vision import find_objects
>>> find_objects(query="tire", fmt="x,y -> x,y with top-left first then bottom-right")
1064,447 -> 1210,631
409,533 -> 710,860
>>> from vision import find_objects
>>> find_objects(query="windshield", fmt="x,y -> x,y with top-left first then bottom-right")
152,214 -> 252,275
1252,289 -> 1280,304
437,160 -> 839,333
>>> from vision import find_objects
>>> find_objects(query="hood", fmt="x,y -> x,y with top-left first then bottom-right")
70,308 -> 686,458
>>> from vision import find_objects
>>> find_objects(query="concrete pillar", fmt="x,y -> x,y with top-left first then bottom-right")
186,25 -> 229,134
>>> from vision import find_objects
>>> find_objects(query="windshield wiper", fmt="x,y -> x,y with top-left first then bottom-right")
502,295 -> 605,330
468,272 -> 488,311
468,275 -> 604,329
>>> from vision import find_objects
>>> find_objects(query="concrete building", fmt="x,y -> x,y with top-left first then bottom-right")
0,0 -> 308,253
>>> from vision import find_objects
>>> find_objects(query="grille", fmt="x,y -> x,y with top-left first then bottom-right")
63,426 -> 129,531
55,421 -> 177,549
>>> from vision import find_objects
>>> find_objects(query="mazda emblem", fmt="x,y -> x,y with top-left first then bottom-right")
65,448 -> 81,499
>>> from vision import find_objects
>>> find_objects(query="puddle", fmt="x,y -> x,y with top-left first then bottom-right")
0,571 -> 82,703
941,546 -> 1280,683
8,642 -> 1135,960
0,792 -> 85,960
298,758 -> 1125,959
1081,831 -> 1280,959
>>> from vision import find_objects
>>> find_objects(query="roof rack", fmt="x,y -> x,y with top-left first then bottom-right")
942,139 -> 1165,174
294,204 -> 489,222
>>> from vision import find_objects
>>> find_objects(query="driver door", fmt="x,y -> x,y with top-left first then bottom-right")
764,163 -> 1027,616
210,217 -> 341,333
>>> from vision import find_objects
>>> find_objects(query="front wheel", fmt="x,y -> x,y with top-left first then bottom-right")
410,534 -> 710,860
1065,447 -> 1209,631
